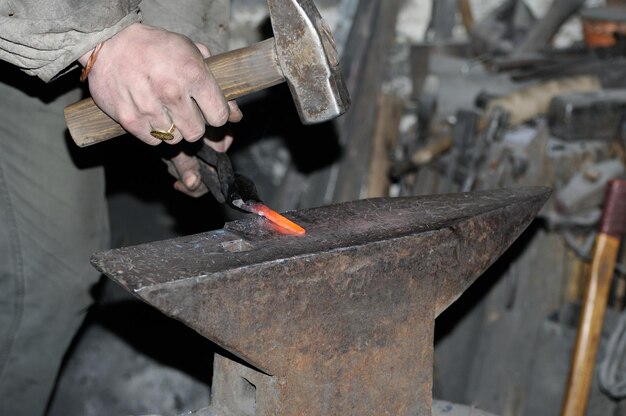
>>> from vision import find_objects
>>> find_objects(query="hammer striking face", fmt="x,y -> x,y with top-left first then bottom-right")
268,0 -> 351,124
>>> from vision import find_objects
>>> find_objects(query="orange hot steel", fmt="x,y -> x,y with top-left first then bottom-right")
251,203 -> 307,235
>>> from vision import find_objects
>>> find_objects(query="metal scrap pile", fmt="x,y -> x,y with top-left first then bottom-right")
389,2 -> 626,226
383,1 -> 626,262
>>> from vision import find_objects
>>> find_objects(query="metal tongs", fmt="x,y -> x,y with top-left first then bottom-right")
196,143 -> 306,235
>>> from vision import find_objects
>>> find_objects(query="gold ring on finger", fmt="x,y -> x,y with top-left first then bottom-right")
150,123 -> 176,141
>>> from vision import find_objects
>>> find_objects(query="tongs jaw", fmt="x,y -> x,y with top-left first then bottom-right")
196,144 -> 236,204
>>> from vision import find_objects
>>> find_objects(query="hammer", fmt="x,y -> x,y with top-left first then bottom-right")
64,0 -> 351,147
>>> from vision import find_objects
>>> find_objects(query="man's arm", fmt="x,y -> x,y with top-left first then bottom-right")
0,0 -> 142,82
0,0 -> 240,197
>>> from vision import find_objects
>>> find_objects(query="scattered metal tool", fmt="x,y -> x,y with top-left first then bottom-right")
513,0 -> 585,58
440,109 -> 479,193
64,0 -> 351,147
461,106 -> 509,192
389,134 -> 453,181
92,186 -> 550,416
196,143 -> 306,235
548,89 -> 626,141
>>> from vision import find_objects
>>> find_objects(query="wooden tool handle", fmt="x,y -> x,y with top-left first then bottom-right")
599,180 -> 626,239
561,179 -> 626,416
64,38 -> 284,147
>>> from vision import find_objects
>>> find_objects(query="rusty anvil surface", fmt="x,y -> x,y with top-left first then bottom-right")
92,187 -> 550,416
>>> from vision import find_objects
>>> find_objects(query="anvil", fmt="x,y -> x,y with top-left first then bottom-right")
92,187 -> 550,416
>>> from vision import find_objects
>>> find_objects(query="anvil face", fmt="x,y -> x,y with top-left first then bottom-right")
91,187 -> 550,416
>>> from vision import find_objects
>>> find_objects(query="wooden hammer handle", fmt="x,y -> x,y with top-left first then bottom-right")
64,38 -> 284,147
561,179 -> 626,416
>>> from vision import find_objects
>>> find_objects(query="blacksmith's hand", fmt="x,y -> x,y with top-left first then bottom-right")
78,23 -> 243,146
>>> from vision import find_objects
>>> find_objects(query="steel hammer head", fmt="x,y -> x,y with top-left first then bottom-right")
267,0 -> 351,124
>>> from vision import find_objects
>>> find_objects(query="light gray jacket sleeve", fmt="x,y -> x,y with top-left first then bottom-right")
0,0 -> 142,82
